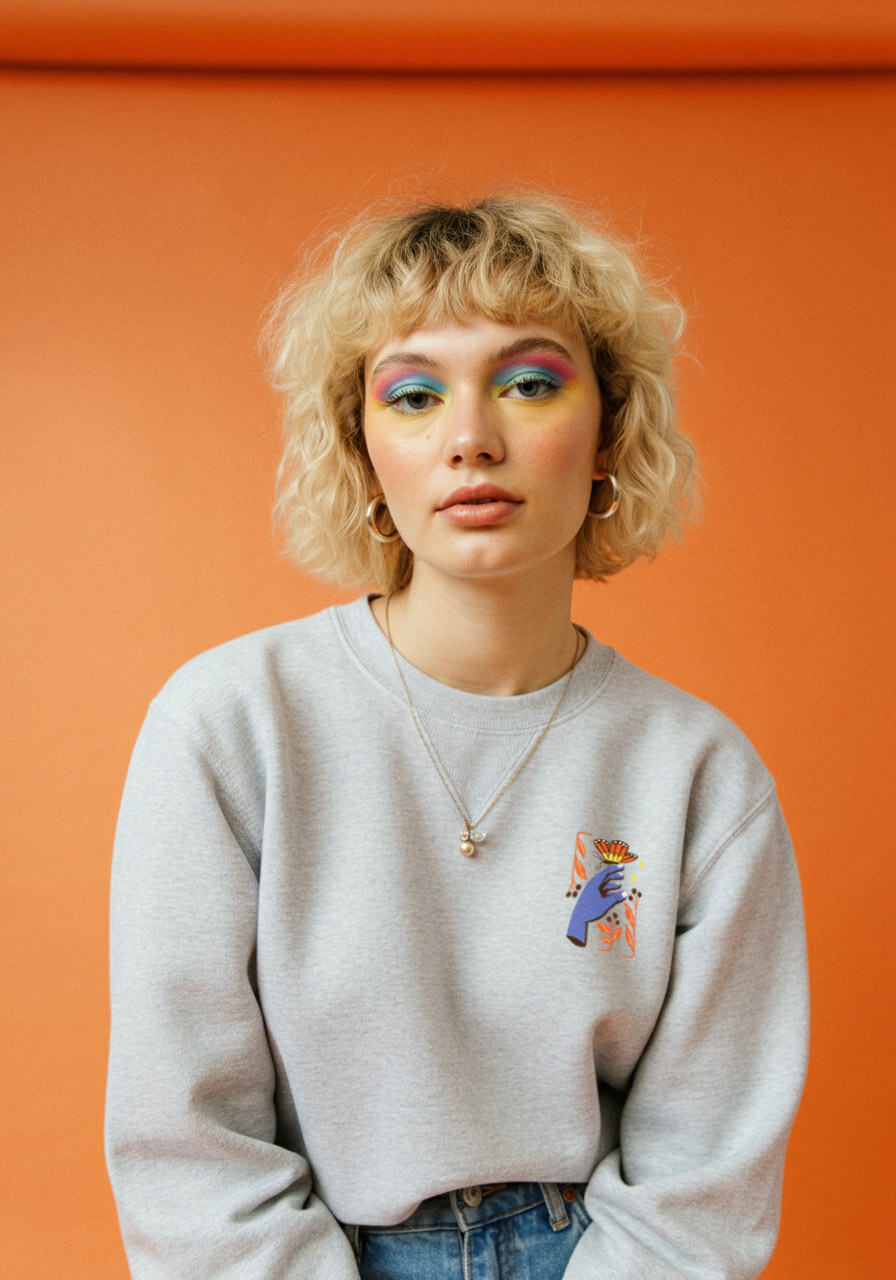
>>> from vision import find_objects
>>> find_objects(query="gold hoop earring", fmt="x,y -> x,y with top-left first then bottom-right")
587,473 -> 620,520
366,494 -> 401,543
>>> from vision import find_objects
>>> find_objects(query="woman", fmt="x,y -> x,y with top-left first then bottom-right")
106,197 -> 808,1280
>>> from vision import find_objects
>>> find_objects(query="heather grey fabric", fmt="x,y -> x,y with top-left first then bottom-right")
106,594 -> 808,1279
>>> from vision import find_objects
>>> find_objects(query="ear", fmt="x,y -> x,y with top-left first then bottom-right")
356,436 -> 380,494
592,399 -> 610,479
592,446 -> 610,482
367,460 -> 385,496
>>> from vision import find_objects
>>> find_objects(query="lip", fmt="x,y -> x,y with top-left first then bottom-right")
436,483 -> 523,529
437,484 -> 522,511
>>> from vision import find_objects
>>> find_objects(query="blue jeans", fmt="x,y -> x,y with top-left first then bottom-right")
340,1181 -> 592,1280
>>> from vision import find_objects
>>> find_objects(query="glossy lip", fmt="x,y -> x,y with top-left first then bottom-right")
437,483 -> 522,511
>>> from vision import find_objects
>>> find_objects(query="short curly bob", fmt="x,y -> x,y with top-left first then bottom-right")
268,195 -> 696,592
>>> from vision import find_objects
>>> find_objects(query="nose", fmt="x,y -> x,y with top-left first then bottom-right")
440,393 -> 505,467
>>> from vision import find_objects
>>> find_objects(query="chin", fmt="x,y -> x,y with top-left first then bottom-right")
424,546 -> 574,584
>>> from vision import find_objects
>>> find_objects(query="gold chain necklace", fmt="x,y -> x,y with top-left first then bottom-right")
384,595 -> 584,857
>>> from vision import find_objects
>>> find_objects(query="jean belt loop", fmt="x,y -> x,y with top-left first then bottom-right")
539,1181 -> 571,1232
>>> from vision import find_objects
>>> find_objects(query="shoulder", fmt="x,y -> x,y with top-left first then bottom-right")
147,605 -> 347,750
600,648 -> 777,831
603,649 -> 748,737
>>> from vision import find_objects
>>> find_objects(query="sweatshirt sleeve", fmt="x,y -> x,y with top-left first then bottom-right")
105,705 -> 361,1280
562,790 -> 809,1280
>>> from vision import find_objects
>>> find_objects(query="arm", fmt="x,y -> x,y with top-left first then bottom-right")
563,793 -> 809,1280
105,706 -> 361,1279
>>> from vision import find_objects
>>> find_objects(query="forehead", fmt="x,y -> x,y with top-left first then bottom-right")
364,316 -> 590,377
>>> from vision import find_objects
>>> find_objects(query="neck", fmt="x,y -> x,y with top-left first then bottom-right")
370,559 -> 581,697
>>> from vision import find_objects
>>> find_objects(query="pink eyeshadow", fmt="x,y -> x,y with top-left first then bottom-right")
496,353 -> 579,382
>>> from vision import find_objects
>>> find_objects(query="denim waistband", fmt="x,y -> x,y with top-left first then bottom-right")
339,1180 -> 588,1241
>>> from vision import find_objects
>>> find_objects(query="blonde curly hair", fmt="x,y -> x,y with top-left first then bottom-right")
267,195 -> 696,591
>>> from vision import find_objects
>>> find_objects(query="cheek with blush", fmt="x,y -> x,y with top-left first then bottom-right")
524,423 -> 601,498
362,420 -> 432,533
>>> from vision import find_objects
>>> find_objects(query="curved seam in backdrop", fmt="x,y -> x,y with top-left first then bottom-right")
2,2 -> 896,73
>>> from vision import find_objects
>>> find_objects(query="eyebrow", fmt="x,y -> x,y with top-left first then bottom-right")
367,336 -> 577,386
492,337 -> 577,366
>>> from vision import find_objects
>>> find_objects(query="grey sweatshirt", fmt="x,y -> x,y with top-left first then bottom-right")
106,595 -> 809,1279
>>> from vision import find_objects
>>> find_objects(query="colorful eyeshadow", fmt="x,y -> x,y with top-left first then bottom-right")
493,354 -> 579,388
371,371 -> 446,404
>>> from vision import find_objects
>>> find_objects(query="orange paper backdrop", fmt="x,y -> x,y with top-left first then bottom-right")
3,0 -> 896,69
2,8 -> 894,1276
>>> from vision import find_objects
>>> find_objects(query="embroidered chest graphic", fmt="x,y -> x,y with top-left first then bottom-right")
565,832 -> 644,953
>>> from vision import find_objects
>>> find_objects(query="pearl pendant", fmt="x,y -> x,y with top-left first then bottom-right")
459,827 -> 485,857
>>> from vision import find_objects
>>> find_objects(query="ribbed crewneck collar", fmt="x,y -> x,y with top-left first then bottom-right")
332,593 -> 614,733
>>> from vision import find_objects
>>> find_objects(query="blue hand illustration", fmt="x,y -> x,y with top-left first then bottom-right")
566,868 -> 627,947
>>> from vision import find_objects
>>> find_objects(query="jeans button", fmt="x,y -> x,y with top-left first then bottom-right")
562,1187 -> 577,1202
462,1186 -> 483,1207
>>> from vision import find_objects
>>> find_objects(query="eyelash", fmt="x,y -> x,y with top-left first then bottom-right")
383,384 -> 442,413
380,369 -> 562,413
502,370 -> 561,398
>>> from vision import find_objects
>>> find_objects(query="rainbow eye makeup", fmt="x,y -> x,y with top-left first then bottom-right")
369,351 -> 579,410
494,354 -> 579,400
371,371 -> 446,413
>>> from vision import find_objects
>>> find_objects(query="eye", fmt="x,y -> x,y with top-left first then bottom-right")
390,390 -> 437,413
502,370 -> 561,401
382,381 -> 443,414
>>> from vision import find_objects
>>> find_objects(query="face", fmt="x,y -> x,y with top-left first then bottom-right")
362,316 -> 605,586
